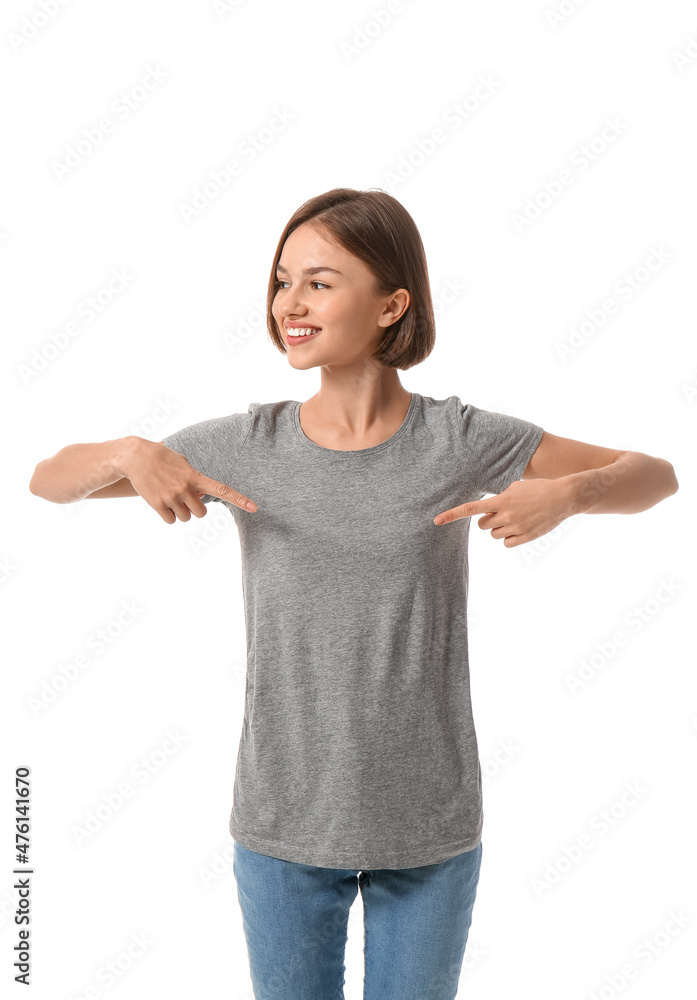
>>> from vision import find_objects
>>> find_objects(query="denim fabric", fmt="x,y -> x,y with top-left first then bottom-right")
233,838 -> 483,1000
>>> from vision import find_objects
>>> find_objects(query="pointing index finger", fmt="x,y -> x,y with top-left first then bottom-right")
434,498 -> 497,525
197,476 -> 258,512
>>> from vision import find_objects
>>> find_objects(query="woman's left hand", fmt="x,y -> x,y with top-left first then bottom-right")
433,478 -> 577,547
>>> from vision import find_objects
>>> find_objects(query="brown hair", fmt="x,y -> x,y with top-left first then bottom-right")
266,187 -> 435,371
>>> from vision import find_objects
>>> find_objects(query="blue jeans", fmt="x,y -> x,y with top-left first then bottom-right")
232,839 -> 483,1000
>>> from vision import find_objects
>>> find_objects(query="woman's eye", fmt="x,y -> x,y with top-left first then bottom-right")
275,280 -> 329,290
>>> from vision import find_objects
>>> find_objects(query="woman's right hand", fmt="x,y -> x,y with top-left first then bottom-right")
127,439 -> 258,523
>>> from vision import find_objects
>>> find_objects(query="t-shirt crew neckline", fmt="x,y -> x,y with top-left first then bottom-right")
292,391 -> 418,456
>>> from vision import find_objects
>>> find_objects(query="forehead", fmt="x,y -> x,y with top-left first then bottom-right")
278,224 -> 362,275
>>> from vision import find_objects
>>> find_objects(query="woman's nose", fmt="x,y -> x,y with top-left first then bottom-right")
281,289 -> 305,314
282,298 -> 307,319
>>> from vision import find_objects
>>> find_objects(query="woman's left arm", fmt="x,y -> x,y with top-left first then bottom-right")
523,431 -> 679,515
433,431 -> 679,546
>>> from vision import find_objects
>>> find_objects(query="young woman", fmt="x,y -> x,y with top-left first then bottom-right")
30,188 -> 678,999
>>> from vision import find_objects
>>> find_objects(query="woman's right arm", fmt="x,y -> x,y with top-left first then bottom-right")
29,436 -> 257,522
29,436 -> 143,503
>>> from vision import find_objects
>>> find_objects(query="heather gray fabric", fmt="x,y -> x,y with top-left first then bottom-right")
161,392 -> 543,869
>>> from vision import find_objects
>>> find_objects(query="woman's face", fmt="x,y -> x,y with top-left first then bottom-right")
272,222 -> 409,372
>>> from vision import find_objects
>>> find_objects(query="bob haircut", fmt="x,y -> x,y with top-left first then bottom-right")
266,187 -> 436,371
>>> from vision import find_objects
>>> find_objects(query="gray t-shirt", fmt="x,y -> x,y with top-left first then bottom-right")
161,392 -> 543,869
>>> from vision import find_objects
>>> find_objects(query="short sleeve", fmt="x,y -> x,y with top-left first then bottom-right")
456,399 -> 544,497
160,411 -> 252,504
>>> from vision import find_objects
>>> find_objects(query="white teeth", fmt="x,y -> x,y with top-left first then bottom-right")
288,327 -> 319,336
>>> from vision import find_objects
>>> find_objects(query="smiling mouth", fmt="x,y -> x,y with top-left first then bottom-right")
286,328 -> 322,344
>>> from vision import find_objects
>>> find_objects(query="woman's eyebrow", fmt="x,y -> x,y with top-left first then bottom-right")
276,264 -> 343,276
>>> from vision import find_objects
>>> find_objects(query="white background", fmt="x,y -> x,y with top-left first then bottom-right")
3,1 -> 695,998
